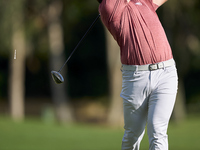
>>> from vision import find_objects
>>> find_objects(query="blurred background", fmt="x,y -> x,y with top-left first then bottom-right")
0,0 -> 200,150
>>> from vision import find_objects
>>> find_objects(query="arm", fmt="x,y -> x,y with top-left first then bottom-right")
153,0 -> 167,6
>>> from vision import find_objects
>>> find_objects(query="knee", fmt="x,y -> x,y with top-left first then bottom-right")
122,129 -> 145,150
122,129 -> 141,142
147,121 -> 168,138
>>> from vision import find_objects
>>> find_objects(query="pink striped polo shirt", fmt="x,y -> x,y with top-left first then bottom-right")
99,0 -> 173,65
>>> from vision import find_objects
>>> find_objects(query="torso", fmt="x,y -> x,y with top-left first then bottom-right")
99,0 -> 173,65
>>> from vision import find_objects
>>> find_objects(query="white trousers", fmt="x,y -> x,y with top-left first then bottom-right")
120,64 -> 178,150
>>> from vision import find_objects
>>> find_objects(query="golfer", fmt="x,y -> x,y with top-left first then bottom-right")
98,0 -> 178,149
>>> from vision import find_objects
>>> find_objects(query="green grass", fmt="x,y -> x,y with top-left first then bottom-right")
168,116 -> 200,150
0,116 -> 200,150
0,116 -> 123,150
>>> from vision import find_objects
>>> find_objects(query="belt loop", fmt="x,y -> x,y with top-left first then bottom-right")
135,65 -> 138,72
162,61 -> 166,70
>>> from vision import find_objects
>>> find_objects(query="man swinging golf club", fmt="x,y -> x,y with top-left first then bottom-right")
98,0 -> 178,150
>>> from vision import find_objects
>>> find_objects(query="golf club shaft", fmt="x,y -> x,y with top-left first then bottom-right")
58,14 -> 100,72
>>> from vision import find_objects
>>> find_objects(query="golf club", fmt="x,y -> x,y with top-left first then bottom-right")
51,14 -> 100,84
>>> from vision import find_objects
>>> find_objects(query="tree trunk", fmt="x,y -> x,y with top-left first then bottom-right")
47,0 -> 73,123
105,29 -> 124,127
173,79 -> 186,122
9,0 -> 26,121
162,3 -> 187,122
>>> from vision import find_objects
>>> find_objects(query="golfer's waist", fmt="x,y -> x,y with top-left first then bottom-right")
121,59 -> 175,71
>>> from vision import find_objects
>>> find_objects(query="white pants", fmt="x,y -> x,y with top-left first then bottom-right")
120,64 -> 178,150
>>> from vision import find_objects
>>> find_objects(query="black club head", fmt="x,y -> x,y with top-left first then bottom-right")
51,71 -> 64,84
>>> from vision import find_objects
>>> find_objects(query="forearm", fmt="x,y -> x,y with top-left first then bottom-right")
153,0 -> 168,6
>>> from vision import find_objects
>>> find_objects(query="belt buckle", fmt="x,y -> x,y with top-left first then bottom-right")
149,64 -> 158,71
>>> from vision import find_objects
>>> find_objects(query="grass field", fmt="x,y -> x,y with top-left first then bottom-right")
0,115 -> 200,150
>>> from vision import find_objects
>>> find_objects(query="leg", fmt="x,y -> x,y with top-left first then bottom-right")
120,70 -> 150,150
147,66 -> 178,150
122,99 -> 147,150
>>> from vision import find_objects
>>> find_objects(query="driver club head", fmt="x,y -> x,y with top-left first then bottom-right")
51,71 -> 64,84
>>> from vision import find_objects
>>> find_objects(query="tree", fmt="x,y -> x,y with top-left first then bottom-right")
47,0 -> 73,123
8,0 -> 26,121
105,29 -> 124,127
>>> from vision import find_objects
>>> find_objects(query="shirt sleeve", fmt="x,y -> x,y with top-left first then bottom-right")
99,0 -> 125,22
